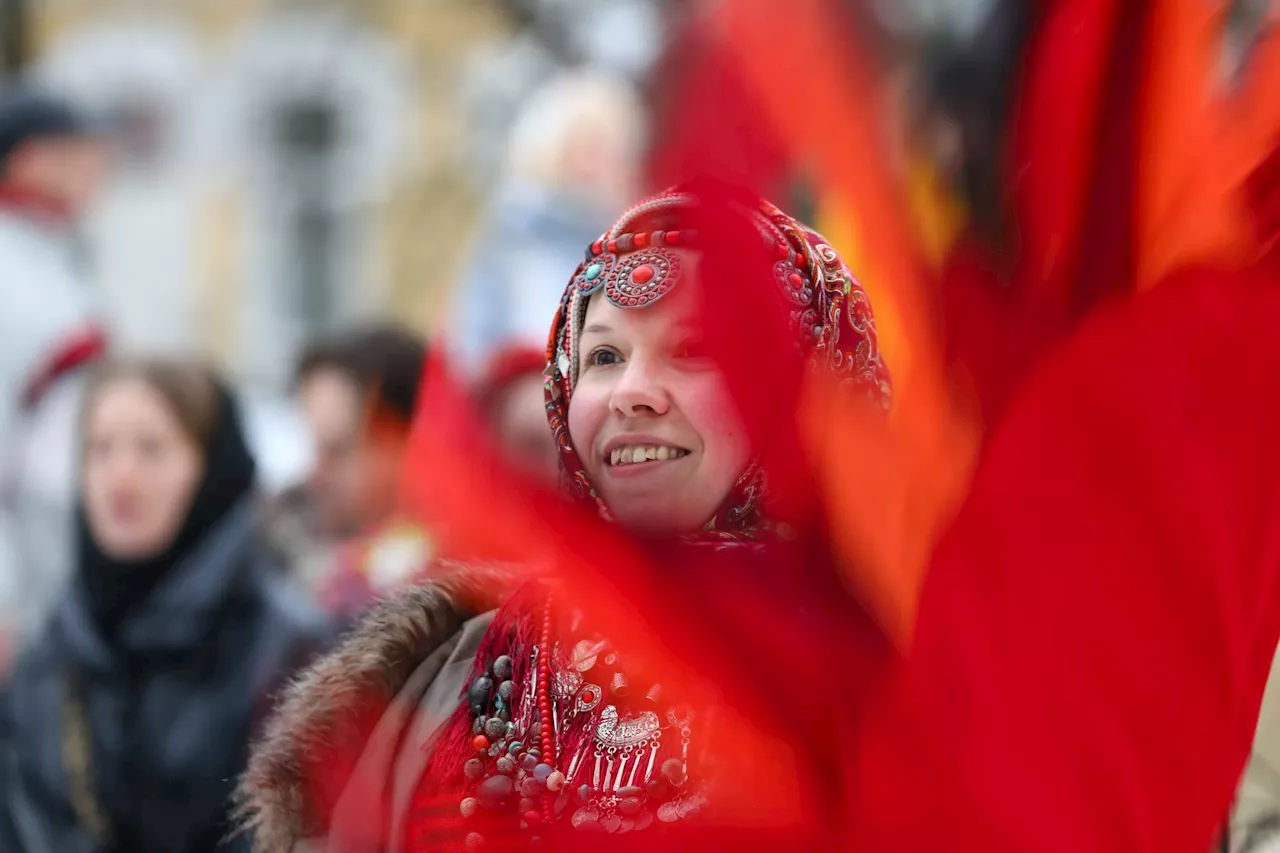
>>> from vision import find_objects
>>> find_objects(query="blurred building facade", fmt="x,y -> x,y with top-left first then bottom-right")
21,0 -> 515,388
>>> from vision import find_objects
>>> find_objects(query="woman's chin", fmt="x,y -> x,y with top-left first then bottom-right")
609,502 -> 715,539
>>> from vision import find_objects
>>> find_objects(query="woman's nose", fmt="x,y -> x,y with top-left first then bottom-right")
609,357 -> 671,418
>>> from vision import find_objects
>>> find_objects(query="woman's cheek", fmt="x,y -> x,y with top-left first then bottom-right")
567,383 -> 606,472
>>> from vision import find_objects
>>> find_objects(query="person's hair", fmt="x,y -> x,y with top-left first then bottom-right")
293,324 -> 427,424
0,87 -> 94,173
83,357 -> 222,448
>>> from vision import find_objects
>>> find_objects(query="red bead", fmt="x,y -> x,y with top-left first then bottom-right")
607,239 -> 618,253
524,810 -> 541,825
591,240 -> 603,255
473,735 -> 489,751
634,232 -> 650,248
631,264 -> 655,285
775,242 -> 790,260
788,272 -> 804,288
666,230 -> 681,245
581,689 -> 597,703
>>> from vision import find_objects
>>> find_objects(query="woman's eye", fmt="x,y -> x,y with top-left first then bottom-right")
587,348 -> 622,368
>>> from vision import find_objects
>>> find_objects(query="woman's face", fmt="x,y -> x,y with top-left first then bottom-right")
82,378 -> 204,560
567,270 -> 751,535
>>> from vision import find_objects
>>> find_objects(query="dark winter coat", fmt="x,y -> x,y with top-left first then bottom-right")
0,500 -> 330,853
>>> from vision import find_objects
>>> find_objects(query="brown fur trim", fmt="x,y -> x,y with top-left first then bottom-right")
234,561 -> 515,852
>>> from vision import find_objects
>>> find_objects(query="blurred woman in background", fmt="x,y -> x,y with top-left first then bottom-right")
0,358 -> 329,853
475,345 -> 561,485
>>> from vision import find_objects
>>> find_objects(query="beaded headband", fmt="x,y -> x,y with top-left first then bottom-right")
561,200 -> 816,388
572,229 -> 694,309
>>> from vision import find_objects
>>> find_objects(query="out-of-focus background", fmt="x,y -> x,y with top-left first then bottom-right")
3,0 -> 667,403
0,0 -> 673,638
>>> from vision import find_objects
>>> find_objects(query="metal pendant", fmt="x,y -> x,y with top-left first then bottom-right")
571,806 -> 601,829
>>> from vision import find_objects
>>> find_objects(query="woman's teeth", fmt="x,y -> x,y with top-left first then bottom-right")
609,446 -> 690,467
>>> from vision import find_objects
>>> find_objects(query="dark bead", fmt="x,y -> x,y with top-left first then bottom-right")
464,758 -> 485,780
519,797 -> 536,814
646,778 -> 669,798
467,677 -> 493,712
475,775 -> 513,808
529,723 -> 541,739
465,831 -> 485,851
472,716 -> 485,735
497,680 -> 514,701
619,797 -> 641,816
662,759 -> 686,786
533,764 -> 552,784
527,748 -> 541,759
488,743 -> 504,758
521,777 -> 542,798
524,810 -> 542,826
577,784 -> 592,802
616,786 -> 642,798
521,754 -> 539,772
496,756 -> 516,775
493,655 -> 514,680
507,741 -> 523,756
483,717 -> 506,739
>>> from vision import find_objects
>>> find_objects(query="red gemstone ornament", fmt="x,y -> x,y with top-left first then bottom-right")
473,735 -> 489,751
631,264 -> 656,284
634,232 -> 650,248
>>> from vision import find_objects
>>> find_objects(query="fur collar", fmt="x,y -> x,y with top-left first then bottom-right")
235,563 -> 513,851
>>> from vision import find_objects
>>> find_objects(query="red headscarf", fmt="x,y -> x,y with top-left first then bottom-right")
543,187 -> 891,538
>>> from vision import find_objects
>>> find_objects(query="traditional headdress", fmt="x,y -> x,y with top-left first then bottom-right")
543,188 -> 891,538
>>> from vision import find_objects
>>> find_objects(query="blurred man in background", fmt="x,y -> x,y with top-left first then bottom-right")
287,324 -> 430,623
0,87 -> 110,657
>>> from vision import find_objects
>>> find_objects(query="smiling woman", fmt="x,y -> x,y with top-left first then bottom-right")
237,188 -> 890,852
568,272 -> 752,535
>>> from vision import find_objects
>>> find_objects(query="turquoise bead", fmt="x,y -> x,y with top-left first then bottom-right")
585,263 -> 603,281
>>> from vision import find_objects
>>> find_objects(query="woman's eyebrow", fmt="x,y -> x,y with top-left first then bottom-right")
582,324 -> 613,335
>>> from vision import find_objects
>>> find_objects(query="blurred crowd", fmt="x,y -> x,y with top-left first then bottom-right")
0,0 -> 1276,851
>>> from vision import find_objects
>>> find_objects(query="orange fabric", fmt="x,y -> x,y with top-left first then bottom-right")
715,0 -> 977,646
1135,0 -> 1280,287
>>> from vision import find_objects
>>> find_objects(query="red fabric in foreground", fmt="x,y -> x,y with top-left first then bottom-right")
845,266 -> 1280,851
